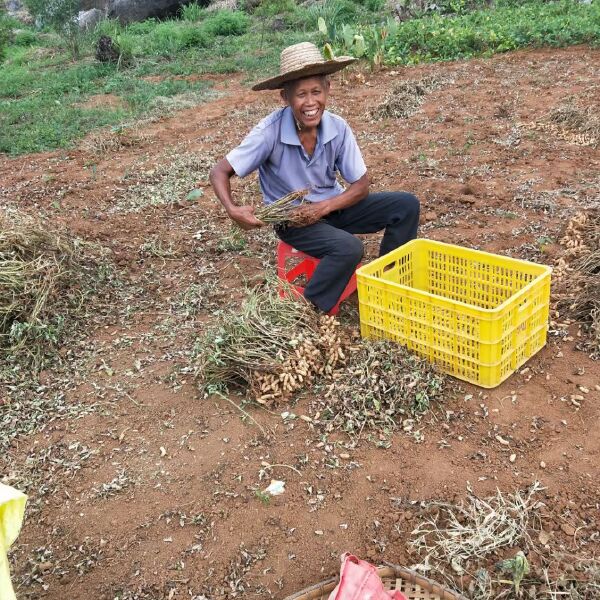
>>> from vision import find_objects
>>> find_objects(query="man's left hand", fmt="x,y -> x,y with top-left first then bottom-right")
290,201 -> 330,227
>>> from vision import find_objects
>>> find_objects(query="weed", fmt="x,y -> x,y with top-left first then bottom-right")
255,490 -> 271,504
371,75 -> 449,120
180,1 -> 207,21
202,11 -> 249,36
411,482 -> 542,576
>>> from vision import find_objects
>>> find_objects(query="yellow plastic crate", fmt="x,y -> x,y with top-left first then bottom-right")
357,239 -> 552,388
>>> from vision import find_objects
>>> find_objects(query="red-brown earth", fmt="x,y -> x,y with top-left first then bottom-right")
1,45 -> 599,599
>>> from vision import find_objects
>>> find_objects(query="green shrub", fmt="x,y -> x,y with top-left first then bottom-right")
304,0 -> 364,35
23,0 -> 81,58
14,29 -> 38,46
180,2 -> 207,21
0,19 -> 10,63
352,0 -> 386,13
180,24 -> 214,48
201,11 -> 249,36
354,0 -> 600,65
145,20 -> 184,56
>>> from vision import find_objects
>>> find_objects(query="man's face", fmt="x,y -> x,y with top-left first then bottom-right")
283,76 -> 330,130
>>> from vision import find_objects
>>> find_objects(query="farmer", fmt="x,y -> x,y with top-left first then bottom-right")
210,42 -> 420,313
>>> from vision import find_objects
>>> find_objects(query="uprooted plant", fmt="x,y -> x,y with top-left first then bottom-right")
0,210 -> 113,367
311,340 -> 446,439
193,281 -> 347,402
411,482 -> 542,579
554,210 -> 599,358
254,188 -> 310,226
194,282 -> 448,442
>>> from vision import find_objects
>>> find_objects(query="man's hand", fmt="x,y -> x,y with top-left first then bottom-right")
228,205 -> 265,230
290,202 -> 330,227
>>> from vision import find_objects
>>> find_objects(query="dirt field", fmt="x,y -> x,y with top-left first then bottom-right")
1,45 -> 599,599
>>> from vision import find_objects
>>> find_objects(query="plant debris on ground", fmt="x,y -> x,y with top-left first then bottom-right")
411,483 -> 541,577
370,75 -> 449,120
195,283 -> 448,440
311,340 -> 446,439
409,482 -> 600,599
554,210 -> 599,358
194,281 -> 346,400
0,210 -> 112,365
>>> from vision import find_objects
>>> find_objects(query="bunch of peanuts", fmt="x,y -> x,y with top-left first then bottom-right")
253,315 -> 346,404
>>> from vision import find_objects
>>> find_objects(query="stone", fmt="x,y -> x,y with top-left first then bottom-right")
96,35 -> 120,63
107,0 -> 207,25
78,8 -> 105,30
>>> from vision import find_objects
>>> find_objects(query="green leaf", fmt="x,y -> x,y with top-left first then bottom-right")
318,17 -> 328,37
186,188 -> 204,201
353,34 -> 366,58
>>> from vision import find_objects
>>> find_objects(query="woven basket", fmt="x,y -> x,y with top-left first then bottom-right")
284,564 -> 467,600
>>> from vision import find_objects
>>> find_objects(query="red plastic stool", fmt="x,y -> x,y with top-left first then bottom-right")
276,240 -> 358,316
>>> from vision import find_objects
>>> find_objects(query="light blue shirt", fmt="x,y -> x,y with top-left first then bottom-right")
226,106 -> 367,205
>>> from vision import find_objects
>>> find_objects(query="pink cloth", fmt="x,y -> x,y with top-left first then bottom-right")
328,554 -> 408,600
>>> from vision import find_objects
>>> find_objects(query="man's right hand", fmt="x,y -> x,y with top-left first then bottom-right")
227,205 -> 265,230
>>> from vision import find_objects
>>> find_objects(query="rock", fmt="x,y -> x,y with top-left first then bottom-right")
96,35 -> 120,63
425,210 -> 437,221
80,0 -> 110,8
78,8 -> 105,30
271,16 -> 286,31
538,530 -> 551,545
561,523 -> 576,536
107,0 -> 206,24
5,0 -> 33,23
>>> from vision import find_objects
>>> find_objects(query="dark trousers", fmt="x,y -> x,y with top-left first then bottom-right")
276,191 -> 420,312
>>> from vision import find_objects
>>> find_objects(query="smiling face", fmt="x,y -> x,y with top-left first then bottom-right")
281,75 -> 330,131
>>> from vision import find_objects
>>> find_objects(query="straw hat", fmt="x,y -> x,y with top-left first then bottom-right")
252,42 -> 356,91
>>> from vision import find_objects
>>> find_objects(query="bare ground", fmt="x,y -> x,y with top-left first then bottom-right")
1,45 -> 599,599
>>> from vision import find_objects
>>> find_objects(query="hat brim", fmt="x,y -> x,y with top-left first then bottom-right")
252,57 -> 357,91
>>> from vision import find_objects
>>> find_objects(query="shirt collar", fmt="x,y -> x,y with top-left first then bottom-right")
280,107 -> 339,146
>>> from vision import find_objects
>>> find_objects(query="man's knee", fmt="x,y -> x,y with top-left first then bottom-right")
335,234 -> 363,264
395,192 -> 420,219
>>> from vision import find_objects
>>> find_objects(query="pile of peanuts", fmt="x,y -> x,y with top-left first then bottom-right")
252,315 -> 347,404
555,212 -> 592,282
